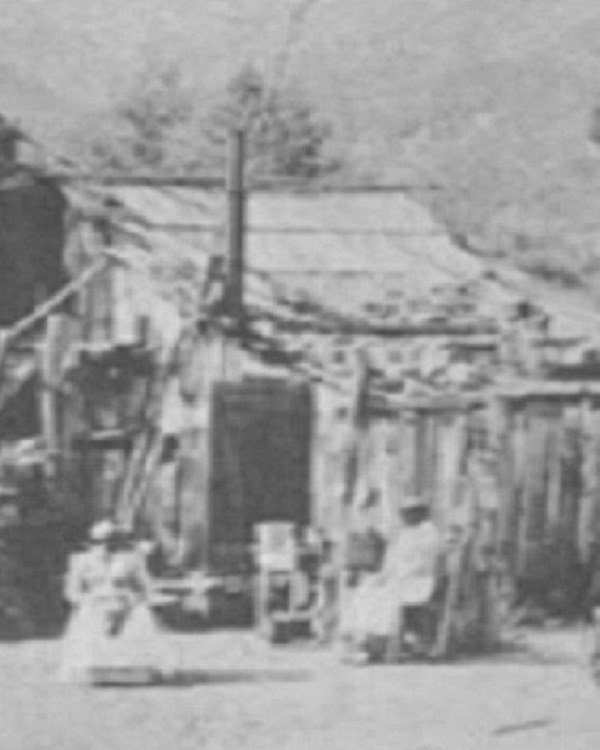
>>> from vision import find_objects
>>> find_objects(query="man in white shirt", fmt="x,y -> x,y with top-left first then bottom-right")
383,496 -> 441,661
340,495 -> 441,664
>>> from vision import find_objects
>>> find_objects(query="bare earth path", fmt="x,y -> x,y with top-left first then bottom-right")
1,628 -> 599,750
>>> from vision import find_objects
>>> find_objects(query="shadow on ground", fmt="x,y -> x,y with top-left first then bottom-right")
454,635 -> 587,668
91,667 -> 313,690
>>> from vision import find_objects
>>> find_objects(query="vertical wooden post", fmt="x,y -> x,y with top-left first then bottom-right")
0,330 -> 7,385
221,129 -> 246,382
226,128 -> 246,335
578,398 -> 597,564
496,398 -> 516,569
336,349 -> 370,643
513,407 -> 530,578
40,314 -> 64,480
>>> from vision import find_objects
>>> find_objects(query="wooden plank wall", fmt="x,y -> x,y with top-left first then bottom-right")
383,407 -> 474,529
497,395 -> 600,613
378,396 -> 600,590
313,402 -> 483,542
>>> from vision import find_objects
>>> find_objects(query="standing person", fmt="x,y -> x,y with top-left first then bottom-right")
59,520 -> 172,685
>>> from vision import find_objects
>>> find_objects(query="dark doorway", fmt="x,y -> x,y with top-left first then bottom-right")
208,378 -> 312,576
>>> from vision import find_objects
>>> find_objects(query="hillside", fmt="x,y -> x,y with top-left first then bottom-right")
4,0 -> 600,294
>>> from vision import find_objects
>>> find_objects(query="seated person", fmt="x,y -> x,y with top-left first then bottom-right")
340,495 -> 441,664
60,520 -> 172,684
384,497 -> 441,661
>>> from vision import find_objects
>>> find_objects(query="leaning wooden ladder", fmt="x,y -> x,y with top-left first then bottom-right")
115,339 -> 182,531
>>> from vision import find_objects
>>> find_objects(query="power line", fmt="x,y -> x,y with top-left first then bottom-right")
86,220 -> 451,238
249,268 -> 444,276
57,171 -> 441,192
231,226 -> 449,237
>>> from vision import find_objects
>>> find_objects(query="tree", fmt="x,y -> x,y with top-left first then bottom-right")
203,64 -> 341,179
78,58 -> 200,174
76,59 -> 341,180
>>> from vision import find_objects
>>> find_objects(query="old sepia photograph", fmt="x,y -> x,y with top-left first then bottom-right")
1,1 -> 600,748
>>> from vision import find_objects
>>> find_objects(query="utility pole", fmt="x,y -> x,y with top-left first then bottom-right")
226,128 -> 246,335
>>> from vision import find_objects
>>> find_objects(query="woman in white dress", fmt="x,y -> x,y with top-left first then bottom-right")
59,520 -> 172,684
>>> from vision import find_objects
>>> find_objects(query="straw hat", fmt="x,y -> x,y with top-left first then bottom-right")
88,519 -> 119,543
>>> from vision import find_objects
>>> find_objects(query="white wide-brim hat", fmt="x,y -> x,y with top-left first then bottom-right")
89,519 -> 118,543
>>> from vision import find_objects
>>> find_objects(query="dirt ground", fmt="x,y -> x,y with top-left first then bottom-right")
2,626 -> 600,750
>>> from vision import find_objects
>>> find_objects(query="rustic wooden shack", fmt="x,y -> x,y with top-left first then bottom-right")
62,184 -> 595,593
4,165 -> 600,640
